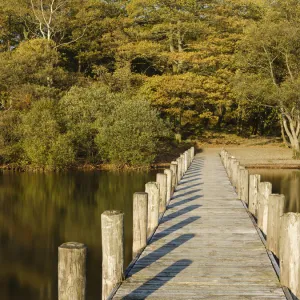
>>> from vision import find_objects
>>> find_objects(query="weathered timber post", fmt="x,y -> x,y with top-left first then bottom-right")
225,152 -> 229,172
241,168 -> 249,204
191,147 -> 195,160
237,166 -> 245,199
257,182 -> 272,235
180,154 -> 185,175
280,213 -> 300,298
230,158 -> 237,185
176,157 -> 182,183
156,173 -> 167,214
164,169 -> 172,204
184,151 -> 188,172
267,194 -> 285,258
187,149 -> 191,168
232,160 -> 239,188
132,193 -> 148,259
145,182 -> 159,238
228,156 -> 235,182
170,162 -> 178,192
58,242 -> 87,300
249,174 -> 261,217
101,210 -> 124,300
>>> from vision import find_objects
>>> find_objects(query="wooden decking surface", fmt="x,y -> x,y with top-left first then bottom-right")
113,150 -> 286,299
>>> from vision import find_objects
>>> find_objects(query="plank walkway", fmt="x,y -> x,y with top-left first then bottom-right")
113,150 -> 286,299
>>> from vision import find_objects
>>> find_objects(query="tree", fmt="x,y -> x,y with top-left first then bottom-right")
234,0 -> 300,157
95,97 -> 170,167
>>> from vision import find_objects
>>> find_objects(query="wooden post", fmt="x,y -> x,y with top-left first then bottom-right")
176,157 -> 182,183
58,242 -> 87,300
257,182 -> 272,235
170,162 -> 178,192
164,169 -> 172,204
101,210 -> 124,300
191,146 -> 195,159
232,160 -> 239,188
184,151 -> 188,172
280,213 -> 300,298
225,152 -> 229,172
249,174 -> 261,217
228,156 -> 235,182
241,168 -> 249,204
267,194 -> 285,258
156,173 -> 167,214
145,182 -> 159,238
180,154 -> 185,175
132,192 -> 148,259
237,166 -> 245,199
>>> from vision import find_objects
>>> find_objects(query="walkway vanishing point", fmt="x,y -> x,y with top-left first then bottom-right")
112,149 -> 286,299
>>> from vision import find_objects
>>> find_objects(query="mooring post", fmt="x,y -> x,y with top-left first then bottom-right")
145,182 -> 159,238
249,174 -> 261,217
280,213 -> 300,298
257,182 -> 272,235
132,192 -> 148,259
267,194 -> 285,258
164,169 -> 172,204
58,242 -> 87,300
170,161 -> 178,192
101,210 -> 124,300
156,173 -> 167,214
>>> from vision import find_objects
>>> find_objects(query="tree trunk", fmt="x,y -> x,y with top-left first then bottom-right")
281,111 -> 300,159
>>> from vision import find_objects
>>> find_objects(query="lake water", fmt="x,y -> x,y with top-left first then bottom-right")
0,170 -> 156,300
249,169 -> 300,213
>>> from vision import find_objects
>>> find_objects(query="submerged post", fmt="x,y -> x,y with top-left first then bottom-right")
145,182 -> 159,238
164,169 -> 172,204
58,242 -> 87,300
156,173 -> 167,214
280,213 -> 300,298
132,192 -> 148,259
249,174 -> 261,217
101,210 -> 124,300
257,182 -> 272,235
267,194 -> 285,258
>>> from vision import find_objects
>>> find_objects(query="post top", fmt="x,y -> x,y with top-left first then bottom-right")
102,210 -> 123,216
59,242 -> 86,249
134,192 -> 147,195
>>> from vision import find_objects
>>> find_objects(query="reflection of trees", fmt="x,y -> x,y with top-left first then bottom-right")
251,169 -> 300,213
0,170 -> 155,300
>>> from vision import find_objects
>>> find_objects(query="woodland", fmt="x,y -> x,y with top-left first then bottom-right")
0,0 -> 300,169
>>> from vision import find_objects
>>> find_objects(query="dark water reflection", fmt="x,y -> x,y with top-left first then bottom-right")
0,170 -> 156,300
249,169 -> 300,213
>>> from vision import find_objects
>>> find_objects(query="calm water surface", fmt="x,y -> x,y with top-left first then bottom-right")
0,170 -> 156,300
249,169 -> 300,213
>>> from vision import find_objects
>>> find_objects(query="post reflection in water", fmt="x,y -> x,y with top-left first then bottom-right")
249,168 -> 300,213
0,170 -> 156,300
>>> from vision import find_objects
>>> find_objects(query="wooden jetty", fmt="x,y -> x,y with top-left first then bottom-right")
112,150 -> 286,299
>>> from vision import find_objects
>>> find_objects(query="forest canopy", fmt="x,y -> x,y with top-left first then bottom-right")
0,0 -> 299,169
